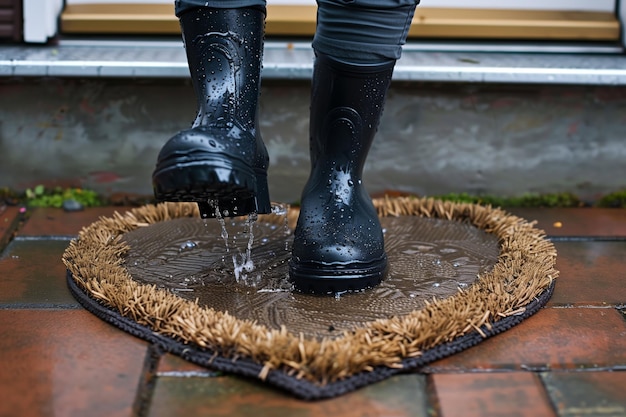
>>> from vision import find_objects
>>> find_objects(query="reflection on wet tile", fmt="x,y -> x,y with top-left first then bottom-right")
19,207 -> 132,237
542,372 -> 626,417
149,374 -> 428,417
424,308 -> 626,372
433,373 -> 555,417
510,208 -> 626,237
0,240 -> 78,306
157,353 -> 217,376
0,309 -> 147,417
551,241 -> 626,306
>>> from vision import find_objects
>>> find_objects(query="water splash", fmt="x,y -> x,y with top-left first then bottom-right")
232,212 -> 261,285
232,252 -> 256,284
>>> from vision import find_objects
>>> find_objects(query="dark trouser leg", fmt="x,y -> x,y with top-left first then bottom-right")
289,0 -> 419,294
313,0 -> 419,64
174,0 -> 267,17
153,3 -> 271,218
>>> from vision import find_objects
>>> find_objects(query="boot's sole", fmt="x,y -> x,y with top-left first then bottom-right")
153,154 -> 270,218
289,256 -> 387,295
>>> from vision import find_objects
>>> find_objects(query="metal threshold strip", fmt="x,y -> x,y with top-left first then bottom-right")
1,40 -> 625,85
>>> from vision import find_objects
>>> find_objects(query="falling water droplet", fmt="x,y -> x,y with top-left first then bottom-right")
210,200 -> 230,252
271,203 -> 287,216
231,212 -> 260,285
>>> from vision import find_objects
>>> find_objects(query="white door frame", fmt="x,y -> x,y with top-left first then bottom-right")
23,0 -> 64,43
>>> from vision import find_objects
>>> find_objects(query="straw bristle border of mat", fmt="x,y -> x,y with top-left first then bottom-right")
62,196 -> 557,385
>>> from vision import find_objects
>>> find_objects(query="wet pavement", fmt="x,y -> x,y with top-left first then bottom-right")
0,204 -> 625,417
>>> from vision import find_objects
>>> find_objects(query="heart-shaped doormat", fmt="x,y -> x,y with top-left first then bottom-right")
63,197 -> 557,400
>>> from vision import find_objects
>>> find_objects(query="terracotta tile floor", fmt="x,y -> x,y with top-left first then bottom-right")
0,205 -> 625,417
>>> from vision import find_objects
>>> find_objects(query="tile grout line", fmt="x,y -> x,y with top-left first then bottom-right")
536,371 -> 561,417
132,344 -> 163,417
617,306 -> 626,323
424,374 -> 441,417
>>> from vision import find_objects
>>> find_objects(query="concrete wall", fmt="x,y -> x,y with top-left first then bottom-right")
1,77 -> 625,203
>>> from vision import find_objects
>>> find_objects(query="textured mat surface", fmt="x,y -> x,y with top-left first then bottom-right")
63,197 -> 558,399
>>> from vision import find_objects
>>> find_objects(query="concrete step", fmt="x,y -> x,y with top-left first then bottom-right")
1,39 -> 625,203
1,39 -> 625,85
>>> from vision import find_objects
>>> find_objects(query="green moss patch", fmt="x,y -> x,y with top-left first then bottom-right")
26,185 -> 103,208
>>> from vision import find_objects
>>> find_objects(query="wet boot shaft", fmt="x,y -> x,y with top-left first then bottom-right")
152,7 -> 270,218
307,55 -> 393,194
183,8 -> 263,134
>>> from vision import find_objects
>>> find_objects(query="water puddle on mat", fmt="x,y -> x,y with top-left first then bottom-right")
123,209 -> 499,339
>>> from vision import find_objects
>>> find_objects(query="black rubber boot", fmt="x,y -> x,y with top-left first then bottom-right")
152,7 -> 270,218
289,53 -> 394,295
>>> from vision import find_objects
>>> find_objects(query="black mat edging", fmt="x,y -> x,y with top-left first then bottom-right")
67,270 -> 555,400
548,236 -> 626,242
